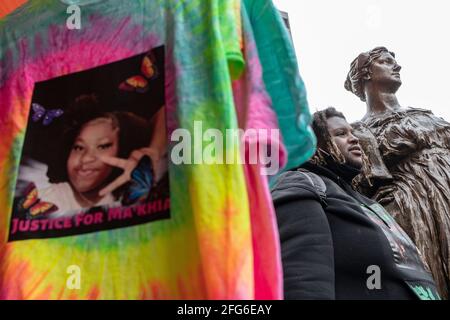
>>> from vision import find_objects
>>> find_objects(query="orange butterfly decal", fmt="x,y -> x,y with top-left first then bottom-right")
29,201 -> 57,217
22,184 -> 38,209
20,183 -> 58,218
119,52 -> 159,93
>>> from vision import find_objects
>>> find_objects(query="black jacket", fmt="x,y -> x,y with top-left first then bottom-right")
271,161 -> 439,300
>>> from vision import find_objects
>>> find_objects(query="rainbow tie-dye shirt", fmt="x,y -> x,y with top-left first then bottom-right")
1,0 -> 314,300
0,0 -> 266,299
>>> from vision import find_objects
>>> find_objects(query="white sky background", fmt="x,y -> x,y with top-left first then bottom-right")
273,0 -> 450,122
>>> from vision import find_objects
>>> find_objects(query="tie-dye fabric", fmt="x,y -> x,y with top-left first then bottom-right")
0,0 -> 267,299
231,5 -> 286,300
243,0 -> 316,184
0,0 -> 27,19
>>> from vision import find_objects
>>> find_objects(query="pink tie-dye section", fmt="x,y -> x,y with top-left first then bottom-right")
232,29 -> 284,300
244,163 -> 283,299
232,37 -> 287,170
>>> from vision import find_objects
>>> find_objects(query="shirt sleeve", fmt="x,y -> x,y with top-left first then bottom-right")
243,0 -> 316,176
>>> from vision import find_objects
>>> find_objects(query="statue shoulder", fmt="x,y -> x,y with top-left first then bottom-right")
405,106 -> 433,114
351,121 -> 376,139
359,107 -> 431,127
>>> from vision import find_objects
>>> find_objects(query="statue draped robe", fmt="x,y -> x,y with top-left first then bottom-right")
353,107 -> 450,299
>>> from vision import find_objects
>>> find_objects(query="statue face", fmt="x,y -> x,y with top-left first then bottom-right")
327,116 -> 363,169
368,52 -> 402,91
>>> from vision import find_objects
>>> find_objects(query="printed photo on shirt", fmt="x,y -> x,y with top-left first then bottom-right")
8,45 -> 170,242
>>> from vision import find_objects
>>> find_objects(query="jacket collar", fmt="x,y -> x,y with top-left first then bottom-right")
301,160 -> 361,186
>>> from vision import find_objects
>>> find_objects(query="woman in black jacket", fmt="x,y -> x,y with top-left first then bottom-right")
271,107 -> 440,300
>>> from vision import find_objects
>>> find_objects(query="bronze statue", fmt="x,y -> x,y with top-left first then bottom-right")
345,47 -> 450,298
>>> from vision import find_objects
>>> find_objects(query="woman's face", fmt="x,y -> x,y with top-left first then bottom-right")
327,116 -> 363,169
67,118 -> 119,194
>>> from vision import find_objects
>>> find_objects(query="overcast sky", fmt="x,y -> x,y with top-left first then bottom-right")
273,0 -> 450,122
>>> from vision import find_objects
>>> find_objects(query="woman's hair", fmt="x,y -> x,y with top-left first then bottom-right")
344,46 -> 396,101
310,107 -> 346,165
47,94 -> 152,196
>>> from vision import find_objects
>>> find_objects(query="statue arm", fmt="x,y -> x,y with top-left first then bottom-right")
351,121 -> 393,197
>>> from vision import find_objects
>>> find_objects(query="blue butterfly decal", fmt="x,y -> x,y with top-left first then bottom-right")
31,103 -> 64,126
122,155 -> 153,206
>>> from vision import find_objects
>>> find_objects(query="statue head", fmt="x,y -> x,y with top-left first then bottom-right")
345,47 -> 402,102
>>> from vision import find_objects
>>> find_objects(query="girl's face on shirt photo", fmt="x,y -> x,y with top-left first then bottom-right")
67,117 -> 119,195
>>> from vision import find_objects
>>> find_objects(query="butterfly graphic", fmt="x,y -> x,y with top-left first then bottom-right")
19,182 -> 58,218
31,103 -> 64,126
122,155 -> 154,206
119,52 -> 159,93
